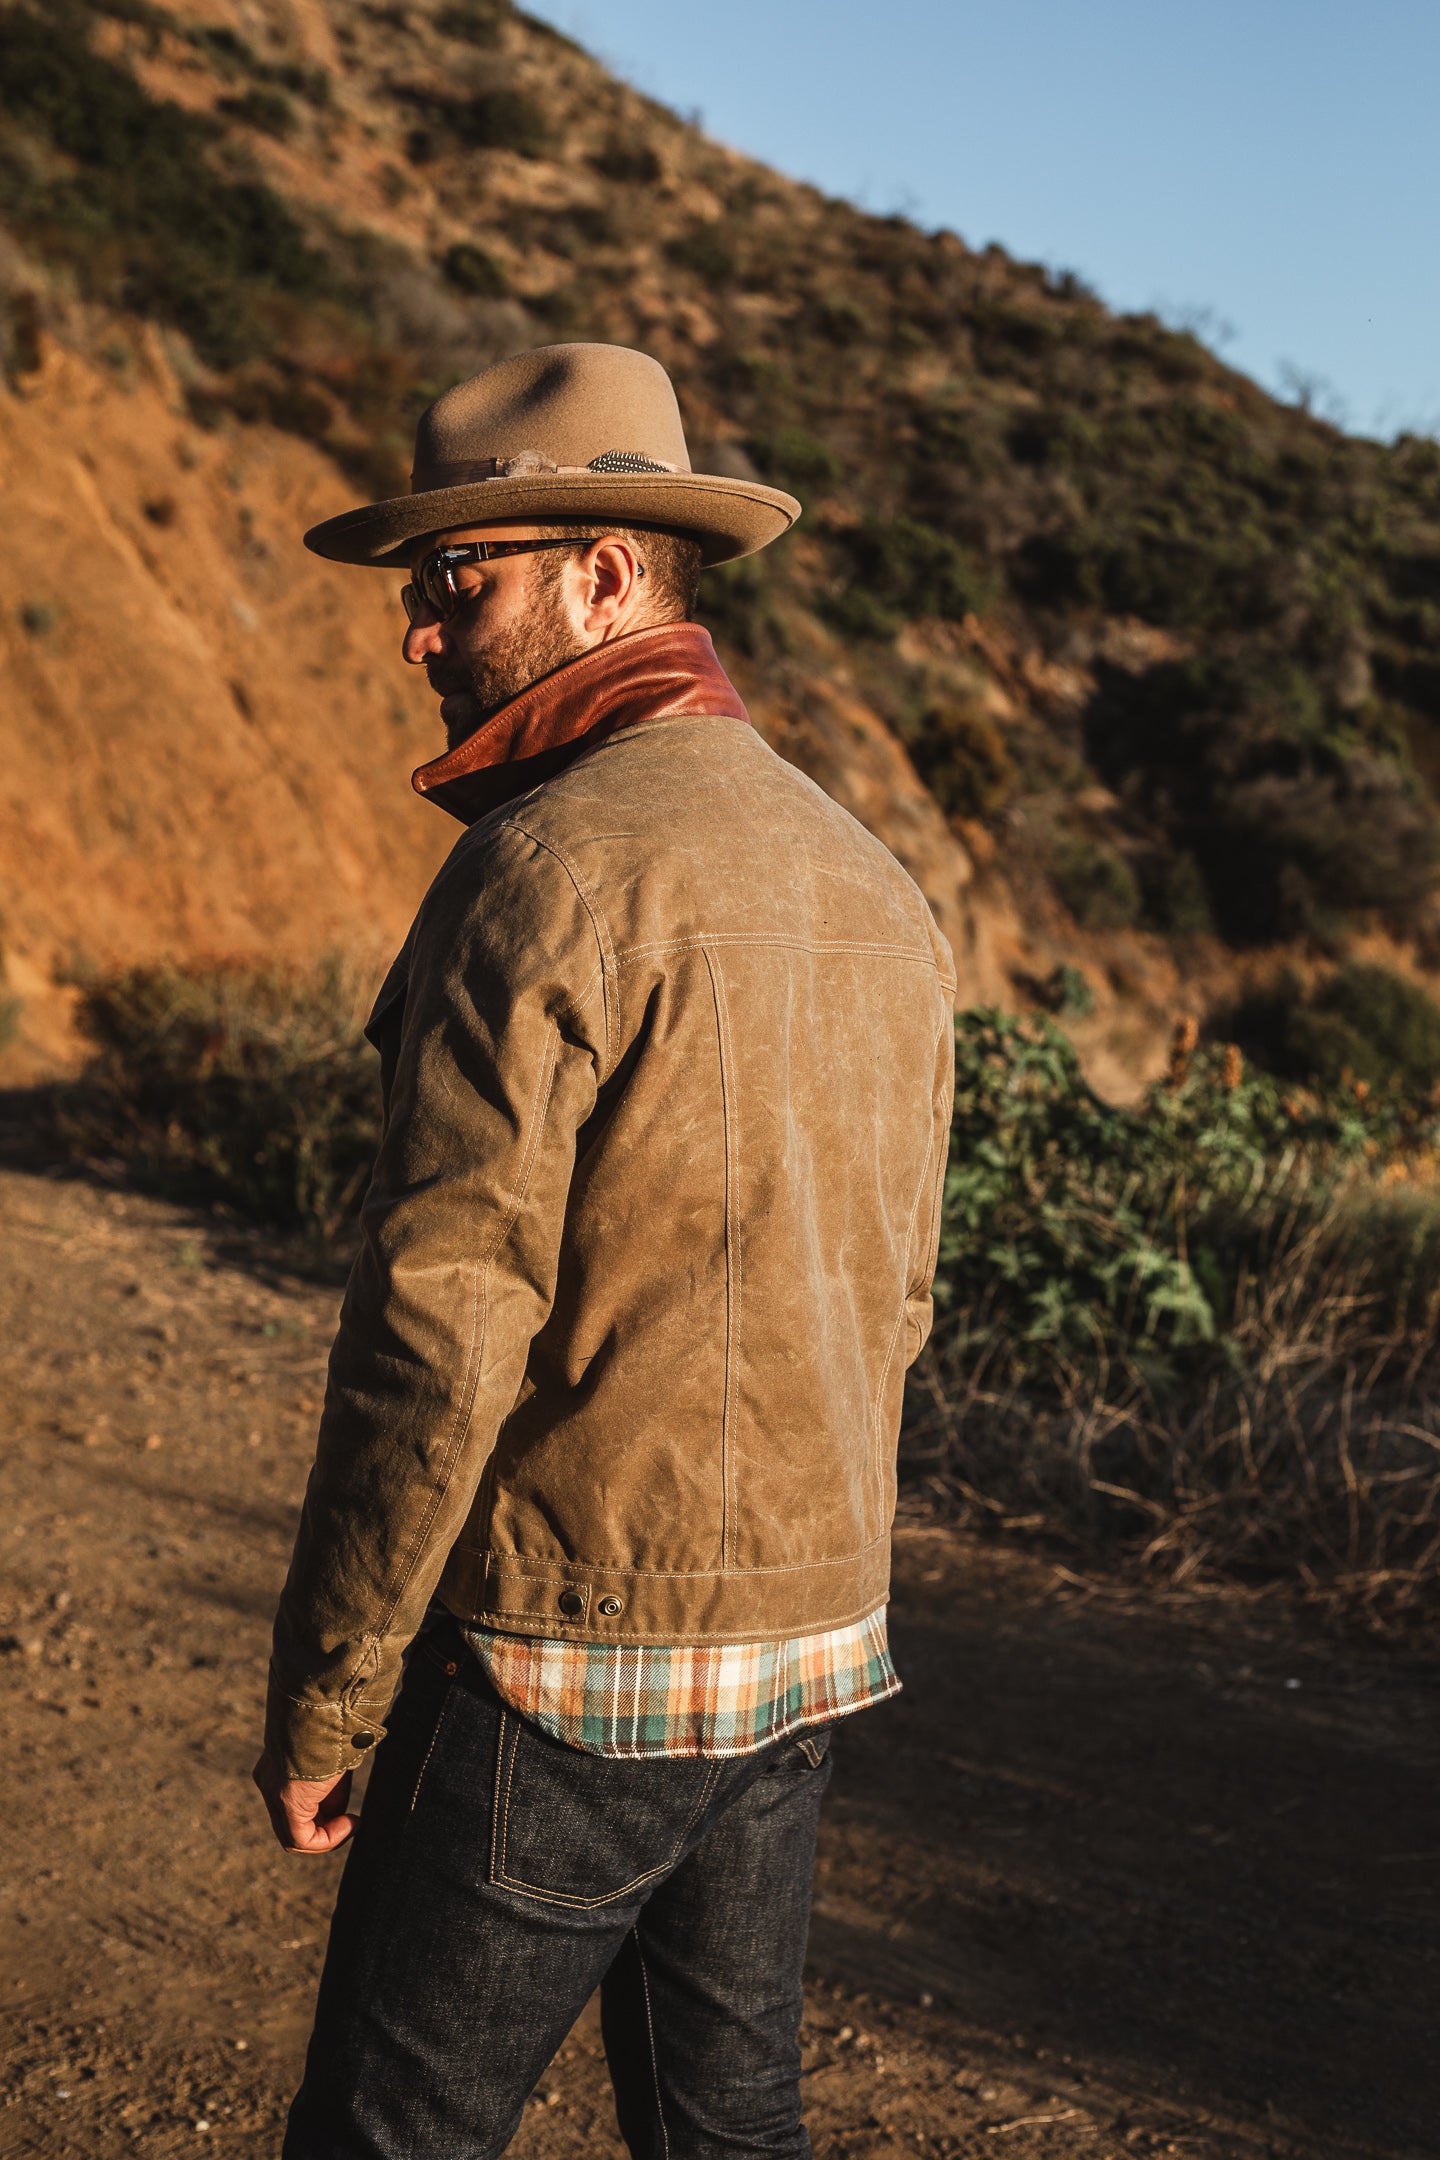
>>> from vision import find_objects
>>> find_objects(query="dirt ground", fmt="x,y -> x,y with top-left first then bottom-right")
0,1161 -> 1435,2159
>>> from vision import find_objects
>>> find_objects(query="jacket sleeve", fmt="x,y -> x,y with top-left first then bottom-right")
903,992 -> 956,1369
265,824 -> 610,1780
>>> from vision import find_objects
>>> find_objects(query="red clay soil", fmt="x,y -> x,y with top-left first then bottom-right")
0,1163 -> 1435,2159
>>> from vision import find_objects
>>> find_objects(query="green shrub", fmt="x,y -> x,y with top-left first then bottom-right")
1085,652 -> 1438,942
1050,835 -> 1141,929
750,426 -> 840,489
666,225 -> 736,284
1038,964 -> 1094,1018
696,554 -> 788,661
217,88 -> 297,139
1228,962 -> 1440,1096
457,88 -> 550,156
437,0 -> 507,43
832,516 -> 991,626
0,5 -> 336,366
897,702 -> 1012,820
66,960 -> 381,1239
589,137 -> 661,184
442,241 -> 509,296
907,1010 -> 1440,1620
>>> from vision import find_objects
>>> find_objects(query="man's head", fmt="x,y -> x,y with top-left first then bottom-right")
302,341 -> 798,748
401,518 -> 704,750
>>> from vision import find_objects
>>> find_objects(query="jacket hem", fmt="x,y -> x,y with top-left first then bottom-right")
436,1537 -> 893,1646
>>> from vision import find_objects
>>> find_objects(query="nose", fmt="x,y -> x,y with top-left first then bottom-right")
402,612 -> 445,666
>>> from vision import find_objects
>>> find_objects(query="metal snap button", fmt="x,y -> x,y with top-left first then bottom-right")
597,1596 -> 624,1617
557,1589 -> 585,1617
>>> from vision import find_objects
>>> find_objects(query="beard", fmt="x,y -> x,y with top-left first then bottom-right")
426,579 -> 589,752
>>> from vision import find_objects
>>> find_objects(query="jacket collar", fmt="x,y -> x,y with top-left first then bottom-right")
410,621 -> 750,826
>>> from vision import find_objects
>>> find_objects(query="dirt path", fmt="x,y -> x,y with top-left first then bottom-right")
0,1166 -> 1434,2159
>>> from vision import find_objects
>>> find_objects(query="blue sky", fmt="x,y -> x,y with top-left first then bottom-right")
524,0 -> 1440,442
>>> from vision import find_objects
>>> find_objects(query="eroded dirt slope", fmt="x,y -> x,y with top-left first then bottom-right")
0,332 -> 1017,1077
0,1164 -> 1434,2158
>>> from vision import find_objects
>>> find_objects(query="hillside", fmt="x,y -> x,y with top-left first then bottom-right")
5,0 -> 1440,1086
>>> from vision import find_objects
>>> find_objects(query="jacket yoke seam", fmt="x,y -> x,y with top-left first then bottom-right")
359,1026 -> 563,1672
503,816 -> 619,1078
615,933 -> 942,966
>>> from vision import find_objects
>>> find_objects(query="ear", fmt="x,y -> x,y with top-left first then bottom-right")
575,535 -> 647,634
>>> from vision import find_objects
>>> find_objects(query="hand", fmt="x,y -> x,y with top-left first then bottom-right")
252,1750 -> 358,1855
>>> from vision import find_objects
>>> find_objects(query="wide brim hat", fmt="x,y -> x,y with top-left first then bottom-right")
304,342 -> 800,569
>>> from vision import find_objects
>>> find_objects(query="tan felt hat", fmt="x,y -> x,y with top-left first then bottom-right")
303,342 -> 801,568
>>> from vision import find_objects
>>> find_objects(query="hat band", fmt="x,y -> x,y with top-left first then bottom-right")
414,447 -> 682,488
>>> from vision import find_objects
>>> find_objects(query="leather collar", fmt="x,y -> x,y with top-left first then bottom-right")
410,622 -> 750,826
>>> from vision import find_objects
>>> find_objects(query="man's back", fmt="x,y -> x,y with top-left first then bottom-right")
355,711 -> 956,1646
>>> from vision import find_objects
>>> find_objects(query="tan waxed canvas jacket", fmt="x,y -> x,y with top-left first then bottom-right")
266,708 -> 956,1780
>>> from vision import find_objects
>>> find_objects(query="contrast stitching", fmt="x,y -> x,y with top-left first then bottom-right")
504,819 -> 619,1075
679,1759 -> 723,1843
484,1599 -> 590,1622
490,1711 -> 515,1881
476,1533 -> 890,1583
703,946 -> 741,1571
616,933 -> 938,964
408,1681 -> 456,1812
634,1924 -> 671,2160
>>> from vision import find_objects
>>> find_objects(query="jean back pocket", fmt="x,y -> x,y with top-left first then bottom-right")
490,1713 -> 722,1908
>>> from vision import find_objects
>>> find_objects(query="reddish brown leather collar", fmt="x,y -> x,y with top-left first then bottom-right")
411,622 -> 750,825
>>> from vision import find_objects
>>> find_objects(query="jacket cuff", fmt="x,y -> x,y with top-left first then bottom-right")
264,1665 -> 390,1783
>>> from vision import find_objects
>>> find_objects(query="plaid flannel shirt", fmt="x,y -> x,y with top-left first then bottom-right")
463,1606 -> 898,1760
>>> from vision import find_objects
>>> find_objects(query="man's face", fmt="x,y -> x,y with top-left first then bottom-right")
401,523 -> 588,751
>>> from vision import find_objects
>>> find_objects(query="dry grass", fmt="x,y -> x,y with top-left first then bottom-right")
904,1185 -> 1440,1630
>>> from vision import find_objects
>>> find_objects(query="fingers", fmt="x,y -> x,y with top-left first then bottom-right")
283,1805 -> 358,1855
251,1755 -> 357,1855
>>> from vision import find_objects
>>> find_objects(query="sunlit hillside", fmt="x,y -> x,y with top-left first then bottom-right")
5,0 -> 1440,1088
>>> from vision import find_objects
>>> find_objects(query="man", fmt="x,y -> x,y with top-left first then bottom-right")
254,343 -> 955,2158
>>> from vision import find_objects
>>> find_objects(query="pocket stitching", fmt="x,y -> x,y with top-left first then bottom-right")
491,1727 -> 723,1910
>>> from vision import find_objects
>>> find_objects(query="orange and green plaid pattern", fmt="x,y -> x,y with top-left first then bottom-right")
463,1607 -> 899,1759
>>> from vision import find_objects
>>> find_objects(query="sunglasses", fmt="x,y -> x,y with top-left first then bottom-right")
400,538 -> 581,625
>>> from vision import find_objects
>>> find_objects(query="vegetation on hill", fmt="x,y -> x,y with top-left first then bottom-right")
5,0 -> 1440,1013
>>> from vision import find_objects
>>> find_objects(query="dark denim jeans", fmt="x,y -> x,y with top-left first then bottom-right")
283,1619 -> 834,2159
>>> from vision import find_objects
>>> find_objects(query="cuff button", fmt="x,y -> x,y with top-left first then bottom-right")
597,1596 -> 624,1617
557,1589 -> 585,1617
351,1732 -> 376,1750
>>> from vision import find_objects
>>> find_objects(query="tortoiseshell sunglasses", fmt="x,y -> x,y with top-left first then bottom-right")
400,538 -> 580,624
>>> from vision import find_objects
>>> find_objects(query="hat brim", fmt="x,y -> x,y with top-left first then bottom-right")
303,471 -> 801,569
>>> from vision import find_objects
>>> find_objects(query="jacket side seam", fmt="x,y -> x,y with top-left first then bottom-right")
914,1008 -> 953,1300
870,1131 -> 936,1516
361,1026 -> 562,1660
703,945 -> 741,1571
